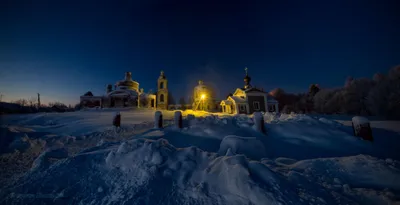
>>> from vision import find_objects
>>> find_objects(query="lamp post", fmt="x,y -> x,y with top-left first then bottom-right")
201,94 -> 206,111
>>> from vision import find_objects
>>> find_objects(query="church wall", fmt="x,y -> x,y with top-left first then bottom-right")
247,95 -> 266,114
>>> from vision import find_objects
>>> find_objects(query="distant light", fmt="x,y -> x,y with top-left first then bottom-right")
201,94 -> 206,100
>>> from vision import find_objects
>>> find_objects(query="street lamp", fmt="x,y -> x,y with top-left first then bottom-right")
200,94 -> 206,111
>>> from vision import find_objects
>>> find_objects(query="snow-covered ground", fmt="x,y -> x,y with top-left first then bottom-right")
1,109 -> 400,205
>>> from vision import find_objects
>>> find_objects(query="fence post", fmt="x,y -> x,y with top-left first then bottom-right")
155,111 -> 163,128
253,112 -> 266,134
174,111 -> 183,128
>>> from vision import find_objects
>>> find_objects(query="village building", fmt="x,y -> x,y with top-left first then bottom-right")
192,80 -> 220,111
220,68 -> 279,114
80,71 -> 168,109
167,80 -> 220,111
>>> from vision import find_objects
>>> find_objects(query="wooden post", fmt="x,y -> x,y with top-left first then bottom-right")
174,111 -> 183,128
253,112 -> 266,134
113,112 -> 121,128
155,111 -> 163,128
352,116 -> 373,141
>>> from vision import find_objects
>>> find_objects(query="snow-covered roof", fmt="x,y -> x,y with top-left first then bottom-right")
115,78 -> 139,88
140,93 -> 156,98
80,95 -> 103,99
241,87 -> 266,93
229,96 -> 246,103
107,89 -> 138,97
111,93 -> 130,97
220,100 -> 232,105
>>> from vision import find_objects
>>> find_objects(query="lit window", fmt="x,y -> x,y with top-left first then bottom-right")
253,101 -> 260,110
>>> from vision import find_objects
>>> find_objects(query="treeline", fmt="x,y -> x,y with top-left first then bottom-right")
0,100 -> 78,114
271,65 -> 400,120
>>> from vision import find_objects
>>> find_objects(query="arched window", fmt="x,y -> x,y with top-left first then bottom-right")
160,94 -> 164,102
159,82 -> 164,89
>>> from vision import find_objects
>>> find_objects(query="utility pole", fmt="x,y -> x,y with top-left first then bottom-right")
37,93 -> 41,108
0,93 -> 3,102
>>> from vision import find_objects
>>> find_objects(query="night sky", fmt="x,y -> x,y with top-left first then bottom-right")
1,0 -> 399,105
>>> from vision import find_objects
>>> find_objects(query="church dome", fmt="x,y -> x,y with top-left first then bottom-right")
116,72 -> 139,91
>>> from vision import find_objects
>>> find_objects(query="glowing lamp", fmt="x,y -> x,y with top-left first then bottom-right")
201,94 -> 206,100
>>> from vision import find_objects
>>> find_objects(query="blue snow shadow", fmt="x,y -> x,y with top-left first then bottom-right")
134,117 -> 262,154
263,121 -> 400,161
135,116 -> 400,162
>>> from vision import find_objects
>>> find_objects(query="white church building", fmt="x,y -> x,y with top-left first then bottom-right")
220,68 -> 279,114
80,72 -> 157,109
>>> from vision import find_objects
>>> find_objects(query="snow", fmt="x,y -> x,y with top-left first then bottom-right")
352,116 -> 370,125
218,135 -> 267,159
1,109 -> 400,204
229,96 -> 246,103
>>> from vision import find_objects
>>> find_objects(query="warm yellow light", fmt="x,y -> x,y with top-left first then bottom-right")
201,94 -> 206,99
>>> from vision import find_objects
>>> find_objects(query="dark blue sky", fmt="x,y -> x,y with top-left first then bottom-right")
1,0 -> 399,105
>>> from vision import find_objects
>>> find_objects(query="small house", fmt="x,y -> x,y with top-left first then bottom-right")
220,68 -> 279,114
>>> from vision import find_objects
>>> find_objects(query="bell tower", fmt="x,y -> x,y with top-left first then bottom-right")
157,70 -> 169,109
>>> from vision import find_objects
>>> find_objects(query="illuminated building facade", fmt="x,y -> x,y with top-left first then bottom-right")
220,68 -> 279,114
80,72 -> 157,109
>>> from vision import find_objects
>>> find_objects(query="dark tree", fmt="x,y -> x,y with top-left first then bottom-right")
168,92 -> 176,105
344,76 -> 354,88
269,88 -> 285,98
179,97 -> 186,110
308,84 -> 320,97
179,97 -> 186,105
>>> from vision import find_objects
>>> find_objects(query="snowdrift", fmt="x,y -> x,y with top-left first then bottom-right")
265,155 -> 400,205
1,138 -> 304,205
1,110 -> 400,204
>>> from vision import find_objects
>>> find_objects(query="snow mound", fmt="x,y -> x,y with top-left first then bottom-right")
318,117 -> 343,127
102,138 -> 306,204
2,138 -> 304,205
263,112 -> 280,122
2,110 -> 400,204
218,135 -> 267,160
290,155 -> 400,191
31,147 -> 69,170
7,134 -> 47,153
0,127 -> 47,153
265,155 -> 400,204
